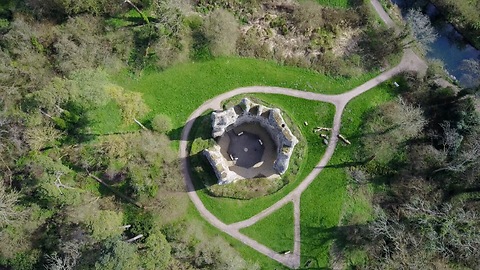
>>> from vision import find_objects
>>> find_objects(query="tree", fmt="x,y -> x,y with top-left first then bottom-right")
151,114 -> 172,134
1,17 -> 54,93
143,0 -> 190,70
132,131 -> 176,165
28,69 -> 110,113
44,241 -> 81,270
426,59 -> 448,80
87,210 -> 124,241
26,0 -> 123,17
202,9 -> 239,57
459,59 -> 480,88
405,9 -> 437,52
438,121 -> 463,155
24,125 -> 62,151
0,184 -> 22,227
29,77 -> 70,112
363,97 -> 426,164
194,236 -> 251,269
95,239 -> 141,270
104,84 -> 150,126
0,203 -> 49,265
359,27 -> 403,68
142,229 -> 171,269
67,69 -> 111,109
53,15 -> 117,75
435,139 -> 480,173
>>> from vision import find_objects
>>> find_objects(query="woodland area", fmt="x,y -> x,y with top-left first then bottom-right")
0,0 -> 479,269
340,66 -> 480,268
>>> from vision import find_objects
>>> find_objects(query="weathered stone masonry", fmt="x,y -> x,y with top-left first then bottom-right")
204,98 -> 298,184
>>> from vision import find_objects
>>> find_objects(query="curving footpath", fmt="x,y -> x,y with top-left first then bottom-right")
180,2 -> 426,267
179,48 -> 426,269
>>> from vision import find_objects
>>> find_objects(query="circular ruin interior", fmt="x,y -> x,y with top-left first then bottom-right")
203,98 -> 298,185
217,122 -> 277,179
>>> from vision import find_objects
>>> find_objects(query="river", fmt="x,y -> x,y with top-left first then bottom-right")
391,0 -> 480,86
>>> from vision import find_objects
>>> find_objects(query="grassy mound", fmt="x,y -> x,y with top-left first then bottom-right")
188,97 -> 306,200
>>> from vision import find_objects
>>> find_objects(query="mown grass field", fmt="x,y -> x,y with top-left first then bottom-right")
111,57 -> 377,138
299,81 -> 397,268
240,202 -> 295,253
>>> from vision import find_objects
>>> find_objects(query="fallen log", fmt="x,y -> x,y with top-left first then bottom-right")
338,134 -> 351,145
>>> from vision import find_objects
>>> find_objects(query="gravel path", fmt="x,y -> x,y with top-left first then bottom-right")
370,0 -> 396,28
179,3 -> 428,268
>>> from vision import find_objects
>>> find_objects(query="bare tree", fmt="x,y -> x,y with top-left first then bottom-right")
435,140 -> 480,173
438,121 -> 463,154
346,167 -> 369,185
53,172 -> 75,195
405,9 -> 437,52
292,0 -> 324,33
0,184 -> 22,227
395,96 -> 427,139
460,59 -> 480,88
44,241 -> 81,270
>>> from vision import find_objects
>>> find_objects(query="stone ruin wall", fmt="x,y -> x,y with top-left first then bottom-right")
204,98 -> 298,184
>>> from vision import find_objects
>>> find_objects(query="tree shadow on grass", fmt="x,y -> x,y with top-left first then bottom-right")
299,223 -> 372,269
318,156 -> 376,169
168,112 -> 213,141
300,225 -> 338,269
344,125 -> 399,141
184,151 -> 215,192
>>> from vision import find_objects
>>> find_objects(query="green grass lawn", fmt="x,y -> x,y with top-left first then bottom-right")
240,202 -> 294,253
87,101 -> 126,134
112,57 -> 377,139
314,0 -> 350,8
299,81 -> 397,268
184,203 -> 289,270
193,94 -> 335,223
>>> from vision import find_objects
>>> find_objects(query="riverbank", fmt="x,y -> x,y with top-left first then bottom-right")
388,0 -> 479,84
429,0 -> 480,50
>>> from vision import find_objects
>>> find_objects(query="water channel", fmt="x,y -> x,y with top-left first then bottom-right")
391,0 -> 480,86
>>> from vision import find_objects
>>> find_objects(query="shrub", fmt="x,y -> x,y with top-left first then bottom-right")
236,28 -> 272,59
104,84 -> 150,126
292,0 -> 324,33
151,114 -> 172,134
202,9 -> 239,57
